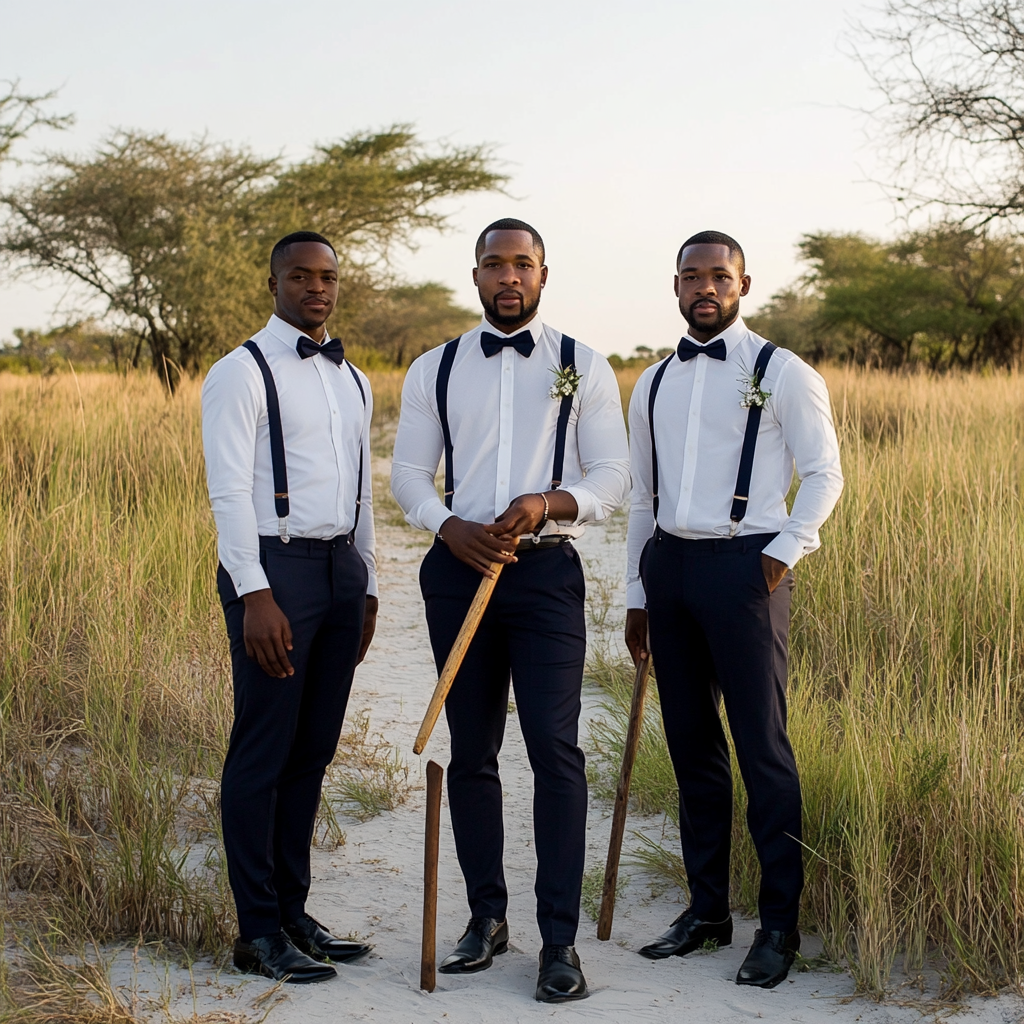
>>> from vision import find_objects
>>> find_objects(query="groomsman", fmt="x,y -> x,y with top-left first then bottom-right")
625,231 -> 843,987
202,231 -> 378,983
392,218 -> 629,1002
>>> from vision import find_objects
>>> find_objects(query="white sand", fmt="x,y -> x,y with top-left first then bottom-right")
115,518 -> 1023,1024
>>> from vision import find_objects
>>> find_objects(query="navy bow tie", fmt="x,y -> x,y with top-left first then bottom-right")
480,330 -> 535,359
677,336 -> 727,362
296,335 -> 346,365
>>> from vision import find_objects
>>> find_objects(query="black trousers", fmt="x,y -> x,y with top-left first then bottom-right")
218,535 -> 367,941
641,529 -> 802,933
420,540 -> 588,946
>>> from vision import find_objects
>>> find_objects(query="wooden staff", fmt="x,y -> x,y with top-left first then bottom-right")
596,644 -> 653,941
412,563 -> 504,755
420,759 -> 444,992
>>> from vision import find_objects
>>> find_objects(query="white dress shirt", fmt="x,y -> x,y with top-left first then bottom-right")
626,317 -> 843,609
202,314 -> 377,598
391,315 -> 630,537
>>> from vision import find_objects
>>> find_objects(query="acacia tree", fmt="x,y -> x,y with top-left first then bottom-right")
855,1 -> 1024,224
0,81 -> 73,166
0,126 -> 505,384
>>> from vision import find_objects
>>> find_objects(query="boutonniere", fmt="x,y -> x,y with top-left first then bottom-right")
738,370 -> 771,409
550,365 -> 583,401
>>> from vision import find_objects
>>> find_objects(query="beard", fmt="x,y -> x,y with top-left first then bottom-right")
682,296 -> 740,337
480,289 -> 542,329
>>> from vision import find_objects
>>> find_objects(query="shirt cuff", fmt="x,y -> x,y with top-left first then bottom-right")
626,579 -> 647,609
762,531 -> 805,570
421,502 -> 455,536
365,569 -> 379,599
561,484 -> 596,526
232,562 -> 271,598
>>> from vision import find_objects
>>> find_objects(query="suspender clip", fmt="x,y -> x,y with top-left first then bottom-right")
278,517 -> 290,544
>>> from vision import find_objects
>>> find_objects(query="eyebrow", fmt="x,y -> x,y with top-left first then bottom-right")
290,265 -> 337,273
481,252 -> 537,262
678,264 -> 734,273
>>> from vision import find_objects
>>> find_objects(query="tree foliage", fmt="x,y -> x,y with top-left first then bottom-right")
0,127 -> 505,383
854,0 -> 1024,223
748,225 -> 1024,368
0,81 -> 73,167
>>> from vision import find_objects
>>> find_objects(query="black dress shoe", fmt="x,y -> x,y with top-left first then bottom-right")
284,913 -> 372,963
536,945 -> 587,1002
639,908 -> 733,960
233,931 -> 337,984
438,917 -> 509,974
736,928 -> 800,987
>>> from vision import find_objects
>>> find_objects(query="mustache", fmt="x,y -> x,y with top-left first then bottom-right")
689,298 -> 721,314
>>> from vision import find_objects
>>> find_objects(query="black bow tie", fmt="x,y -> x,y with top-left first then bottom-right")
296,335 -> 346,365
677,337 -> 727,362
480,330 -> 535,359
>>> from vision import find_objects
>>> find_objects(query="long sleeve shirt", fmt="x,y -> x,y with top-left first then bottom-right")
201,314 -> 377,598
391,315 -> 630,537
626,317 -> 843,609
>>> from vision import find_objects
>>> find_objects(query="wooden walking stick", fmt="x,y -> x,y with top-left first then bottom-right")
596,642 -> 653,941
413,563 -> 505,755
420,759 -> 444,992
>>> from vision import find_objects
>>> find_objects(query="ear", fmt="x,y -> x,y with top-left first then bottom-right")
540,265 -> 548,288
472,267 -> 479,287
673,274 -> 680,297
268,275 -> 278,297
739,274 -> 751,297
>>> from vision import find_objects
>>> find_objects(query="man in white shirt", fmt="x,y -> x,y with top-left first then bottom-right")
625,231 -> 843,988
202,232 -> 378,984
392,218 -> 630,1002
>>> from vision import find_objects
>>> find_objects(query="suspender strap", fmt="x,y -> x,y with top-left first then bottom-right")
550,334 -> 577,489
243,341 -> 290,541
435,336 -> 461,510
730,341 -> 777,522
345,362 -> 366,536
647,355 -> 673,521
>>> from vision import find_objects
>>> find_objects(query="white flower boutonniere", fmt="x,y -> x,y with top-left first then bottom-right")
550,365 -> 583,401
738,371 -> 771,410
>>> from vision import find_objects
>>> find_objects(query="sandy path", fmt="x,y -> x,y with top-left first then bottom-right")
119,519 -> 1022,1024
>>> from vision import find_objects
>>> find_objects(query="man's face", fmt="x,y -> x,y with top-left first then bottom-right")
269,242 -> 339,338
674,243 -> 750,341
473,229 -> 547,330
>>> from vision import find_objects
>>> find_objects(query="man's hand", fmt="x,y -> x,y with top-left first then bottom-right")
439,516 -> 519,578
493,490 -> 580,537
357,596 -> 378,665
625,608 -> 649,667
761,553 -> 789,594
243,589 -> 294,678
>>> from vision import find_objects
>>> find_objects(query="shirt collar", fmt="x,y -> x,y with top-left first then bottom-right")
265,313 -> 329,352
683,315 -> 748,355
477,312 -> 543,343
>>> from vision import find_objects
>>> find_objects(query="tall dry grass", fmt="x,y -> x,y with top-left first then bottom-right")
0,368 -> 407,1018
588,367 -> 1024,997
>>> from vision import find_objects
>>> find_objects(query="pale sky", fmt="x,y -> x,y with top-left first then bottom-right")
0,0 -> 896,355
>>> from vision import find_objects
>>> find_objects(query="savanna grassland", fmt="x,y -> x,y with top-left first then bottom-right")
0,365 -> 1021,1017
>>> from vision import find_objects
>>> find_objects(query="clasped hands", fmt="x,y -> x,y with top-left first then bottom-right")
439,490 -> 579,578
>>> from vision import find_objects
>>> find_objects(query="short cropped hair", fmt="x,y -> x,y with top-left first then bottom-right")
270,231 -> 337,276
475,218 -> 545,264
676,230 -> 745,275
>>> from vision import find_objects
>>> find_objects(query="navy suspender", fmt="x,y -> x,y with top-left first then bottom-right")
243,340 -> 366,543
647,340 -> 777,528
730,342 -> 776,522
435,336 -> 461,510
434,332 -> 578,512
550,334 -> 577,489
646,355 -> 673,521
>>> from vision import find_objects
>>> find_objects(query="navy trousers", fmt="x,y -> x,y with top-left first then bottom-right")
641,529 -> 802,933
218,535 -> 367,941
419,540 -> 588,946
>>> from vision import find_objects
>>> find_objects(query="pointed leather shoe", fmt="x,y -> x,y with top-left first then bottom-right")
438,917 -> 509,974
735,928 -> 800,988
536,945 -> 587,1002
639,908 -> 733,960
284,913 -> 372,963
233,931 -> 337,984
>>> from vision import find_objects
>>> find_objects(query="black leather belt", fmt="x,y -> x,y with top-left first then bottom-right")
515,535 -> 570,553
